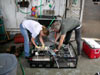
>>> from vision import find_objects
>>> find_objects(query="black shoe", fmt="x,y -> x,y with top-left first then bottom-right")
95,72 -> 100,75
25,56 -> 30,59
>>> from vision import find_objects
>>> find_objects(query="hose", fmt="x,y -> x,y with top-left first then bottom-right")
40,0 -> 42,18
15,0 -> 31,14
48,17 -> 55,28
73,0 -> 78,4
18,52 -> 25,75
18,57 -> 25,75
19,9 -> 31,14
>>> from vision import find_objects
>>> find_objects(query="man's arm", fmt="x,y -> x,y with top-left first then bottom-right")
31,37 -> 37,47
55,32 -> 61,43
39,34 -> 45,47
57,34 -> 66,50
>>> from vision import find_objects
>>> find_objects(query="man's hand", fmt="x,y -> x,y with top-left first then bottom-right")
53,49 -> 59,53
54,41 -> 58,45
58,35 -> 65,50
35,46 -> 41,49
50,40 -> 58,45
41,44 -> 45,49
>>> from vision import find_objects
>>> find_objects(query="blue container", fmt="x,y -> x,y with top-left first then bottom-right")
0,53 -> 17,75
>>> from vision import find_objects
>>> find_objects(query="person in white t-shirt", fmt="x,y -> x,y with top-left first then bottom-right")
20,20 -> 49,58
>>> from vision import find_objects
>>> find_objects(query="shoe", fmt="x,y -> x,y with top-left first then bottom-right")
95,72 -> 100,75
25,56 -> 30,59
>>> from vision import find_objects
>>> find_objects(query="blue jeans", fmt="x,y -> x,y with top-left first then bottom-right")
20,24 -> 30,57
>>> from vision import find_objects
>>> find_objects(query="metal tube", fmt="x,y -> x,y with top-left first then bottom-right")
80,0 -> 85,23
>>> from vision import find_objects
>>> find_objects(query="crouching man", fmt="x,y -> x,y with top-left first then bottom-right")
20,20 -> 49,58
51,17 -> 81,56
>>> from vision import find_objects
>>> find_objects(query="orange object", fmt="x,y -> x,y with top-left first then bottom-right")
31,7 -> 36,11
31,6 -> 38,17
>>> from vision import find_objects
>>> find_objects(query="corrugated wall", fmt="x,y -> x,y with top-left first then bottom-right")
0,0 -> 27,31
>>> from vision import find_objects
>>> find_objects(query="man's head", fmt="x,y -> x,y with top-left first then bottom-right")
51,21 -> 61,32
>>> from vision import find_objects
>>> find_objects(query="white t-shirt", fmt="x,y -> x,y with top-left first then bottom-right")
22,20 -> 42,38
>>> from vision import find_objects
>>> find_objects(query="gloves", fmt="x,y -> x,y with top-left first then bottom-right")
35,46 -> 41,49
35,44 -> 45,50
41,44 -> 45,49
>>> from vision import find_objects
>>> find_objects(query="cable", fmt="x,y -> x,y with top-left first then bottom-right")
48,17 -> 55,28
15,0 -> 31,14
16,0 -> 44,15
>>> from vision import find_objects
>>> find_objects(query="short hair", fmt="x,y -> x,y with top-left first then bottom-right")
42,26 -> 49,36
51,21 -> 61,30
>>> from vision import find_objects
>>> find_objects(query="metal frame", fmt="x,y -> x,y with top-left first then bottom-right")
28,42 -> 78,69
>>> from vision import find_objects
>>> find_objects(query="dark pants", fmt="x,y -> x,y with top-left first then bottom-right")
64,28 -> 81,55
